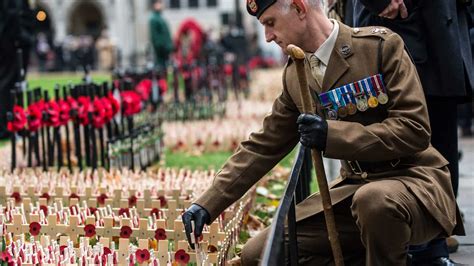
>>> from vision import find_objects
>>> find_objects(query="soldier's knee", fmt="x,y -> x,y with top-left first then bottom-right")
241,228 -> 268,266
351,184 -> 394,225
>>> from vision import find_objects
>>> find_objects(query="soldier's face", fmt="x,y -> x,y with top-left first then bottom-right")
259,3 -> 304,54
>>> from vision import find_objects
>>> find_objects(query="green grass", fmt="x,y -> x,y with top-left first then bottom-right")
27,72 -> 110,95
163,149 -> 233,170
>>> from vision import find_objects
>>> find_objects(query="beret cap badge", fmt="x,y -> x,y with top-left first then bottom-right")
248,0 -> 258,13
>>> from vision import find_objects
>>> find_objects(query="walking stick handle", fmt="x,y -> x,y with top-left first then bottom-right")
287,44 -> 345,266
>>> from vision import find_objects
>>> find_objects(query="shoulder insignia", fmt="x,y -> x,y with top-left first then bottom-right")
352,26 -> 393,39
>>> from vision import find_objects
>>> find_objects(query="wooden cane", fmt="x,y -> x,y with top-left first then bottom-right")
287,44 -> 344,266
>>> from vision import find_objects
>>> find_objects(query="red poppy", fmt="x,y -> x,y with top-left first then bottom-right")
77,96 -> 91,125
29,222 -> 41,236
101,97 -> 114,122
128,195 -> 137,207
121,91 -> 142,116
40,192 -> 50,201
154,228 -> 167,240
97,193 -> 108,205
92,98 -> 107,129
135,79 -> 152,101
108,93 -> 120,117
120,225 -> 133,238
57,99 -> 70,125
135,249 -> 150,264
84,224 -> 96,237
7,105 -> 26,132
44,99 -> 61,127
174,249 -> 190,265
10,192 -> 21,203
158,78 -> 168,94
39,205 -> 48,216
26,102 -> 43,132
158,196 -> 167,208
118,208 -> 130,217
69,193 -> 80,200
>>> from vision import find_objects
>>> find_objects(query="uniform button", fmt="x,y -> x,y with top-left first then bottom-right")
353,28 -> 360,33
361,172 -> 368,179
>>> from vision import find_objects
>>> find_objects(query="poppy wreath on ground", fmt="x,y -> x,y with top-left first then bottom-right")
77,96 -> 91,125
174,249 -> 190,265
121,91 -> 141,116
7,105 -> 26,132
29,222 -> 41,236
44,99 -> 60,127
26,102 -> 43,132
92,98 -> 107,129
57,99 -> 71,126
135,249 -> 150,264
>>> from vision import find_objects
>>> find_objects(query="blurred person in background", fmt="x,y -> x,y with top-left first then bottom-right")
458,5 -> 473,138
95,29 -> 116,71
149,0 -> 173,70
352,0 -> 473,264
0,0 -> 35,140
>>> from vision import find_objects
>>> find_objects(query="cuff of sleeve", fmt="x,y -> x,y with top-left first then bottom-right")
323,120 -> 346,159
193,185 -> 235,223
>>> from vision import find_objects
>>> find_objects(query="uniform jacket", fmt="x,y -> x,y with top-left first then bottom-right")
194,22 -> 462,236
352,0 -> 474,100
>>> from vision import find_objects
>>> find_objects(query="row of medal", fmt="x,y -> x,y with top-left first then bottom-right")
319,74 -> 389,120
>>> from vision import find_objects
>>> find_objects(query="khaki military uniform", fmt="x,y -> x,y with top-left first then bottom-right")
194,22 -> 463,265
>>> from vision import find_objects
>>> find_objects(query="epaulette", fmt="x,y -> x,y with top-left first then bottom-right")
351,26 -> 393,39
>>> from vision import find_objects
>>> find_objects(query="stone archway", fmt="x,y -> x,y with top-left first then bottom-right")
67,1 -> 105,39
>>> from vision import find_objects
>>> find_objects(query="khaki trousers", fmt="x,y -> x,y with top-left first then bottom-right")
241,179 -> 445,266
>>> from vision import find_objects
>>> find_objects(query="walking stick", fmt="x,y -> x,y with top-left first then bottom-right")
287,44 -> 344,266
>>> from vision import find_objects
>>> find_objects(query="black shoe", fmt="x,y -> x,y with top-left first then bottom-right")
429,257 -> 465,266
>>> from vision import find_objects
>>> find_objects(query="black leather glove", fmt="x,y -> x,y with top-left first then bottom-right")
182,203 -> 211,249
296,113 -> 328,151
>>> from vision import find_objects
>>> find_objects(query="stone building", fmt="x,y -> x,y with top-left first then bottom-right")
33,0 -> 270,68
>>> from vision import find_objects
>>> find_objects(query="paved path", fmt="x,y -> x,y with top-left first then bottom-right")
451,137 -> 474,265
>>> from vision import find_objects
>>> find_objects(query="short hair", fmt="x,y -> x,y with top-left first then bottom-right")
277,0 -> 323,14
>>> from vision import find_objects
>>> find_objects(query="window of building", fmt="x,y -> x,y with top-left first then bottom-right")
188,0 -> 199,8
169,0 -> 181,9
207,0 -> 217,7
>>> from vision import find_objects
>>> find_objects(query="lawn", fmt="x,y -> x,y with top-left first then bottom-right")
27,72 -> 110,95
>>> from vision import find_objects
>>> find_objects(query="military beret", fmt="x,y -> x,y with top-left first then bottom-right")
246,0 -> 277,19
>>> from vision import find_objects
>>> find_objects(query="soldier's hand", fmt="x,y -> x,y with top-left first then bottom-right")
182,204 -> 211,249
297,113 -> 328,151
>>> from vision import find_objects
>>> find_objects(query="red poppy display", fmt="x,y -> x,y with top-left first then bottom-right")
84,224 -> 96,237
158,195 -> 167,208
92,98 -> 107,128
108,93 -> 120,117
150,208 -> 162,218
44,99 -> 60,127
174,249 -> 190,265
69,193 -> 80,200
135,249 -> 150,264
7,105 -> 26,132
154,228 -> 167,240
39,205 -> 48,216
29,222 -> 41,236
57,99 -> 71,125
103,247 -> 112,256
118,208 -> 130,217
77,96 -> 91,125
121,91 -> 141,116
26,102 -> 43,132
40,192 -> 50,201
120,225 -> 133,238
135,79 -> 152,101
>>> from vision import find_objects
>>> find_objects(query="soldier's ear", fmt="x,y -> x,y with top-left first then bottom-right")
291,0 -> 307,18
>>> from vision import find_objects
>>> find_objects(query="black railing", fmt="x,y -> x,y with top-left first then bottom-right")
260,145 -> 313,266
